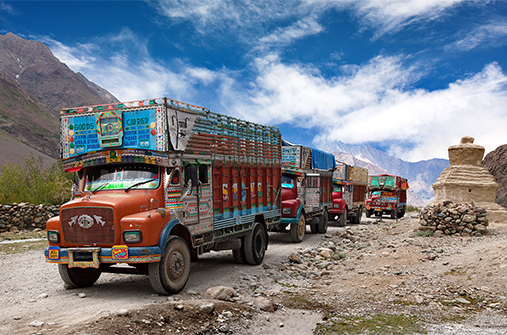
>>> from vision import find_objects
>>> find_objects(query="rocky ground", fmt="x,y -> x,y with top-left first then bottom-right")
2,213 -> 507,334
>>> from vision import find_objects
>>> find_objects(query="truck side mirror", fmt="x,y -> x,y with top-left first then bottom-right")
185,165 -> 198,188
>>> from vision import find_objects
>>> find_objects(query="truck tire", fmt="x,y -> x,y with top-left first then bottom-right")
355,208 -> 363,224
317,210 -> 328,233
310,222 -> 318,234
390,210 -> 396,219
337,208 -> 347,227
58,264 -> 101,288
366,209 -> 372,218
244,223 -> 267,265
232,247 -> 247,264
399,206 -> 406,218
290,214 -> 306,243
149,236 -> 191,295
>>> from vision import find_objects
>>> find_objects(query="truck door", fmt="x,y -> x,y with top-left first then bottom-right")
184,163 -> 213,234
305,174 -> 320,210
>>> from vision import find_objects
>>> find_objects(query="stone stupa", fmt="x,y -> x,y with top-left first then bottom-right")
433,136 -> 507,223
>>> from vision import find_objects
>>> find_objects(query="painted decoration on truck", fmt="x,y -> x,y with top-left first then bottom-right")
305,188 -> 320,207
62,108 -> 164,159
282,146 -> 301,169
333,165 -> 346,181
370,175 -> 395,189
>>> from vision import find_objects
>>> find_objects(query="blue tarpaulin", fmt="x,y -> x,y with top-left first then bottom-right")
282,140 -> 336,171
311,147 -> 336,171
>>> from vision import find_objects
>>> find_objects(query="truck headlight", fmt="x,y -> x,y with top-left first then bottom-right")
282,208 -> 292,215
333,204 -> 340,208
47,230 -> 60,243
123,230 -> 142,243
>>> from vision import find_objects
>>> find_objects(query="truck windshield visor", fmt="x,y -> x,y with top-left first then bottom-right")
84,164 -> 160,191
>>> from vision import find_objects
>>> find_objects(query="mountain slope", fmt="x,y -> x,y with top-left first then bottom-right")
0,33 -> 117,111
0,32 -> 119,164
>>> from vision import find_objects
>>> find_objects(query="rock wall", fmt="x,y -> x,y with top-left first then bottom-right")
482,144 -> 507,209
419,201 -> 488,237
0,203 -> 59,232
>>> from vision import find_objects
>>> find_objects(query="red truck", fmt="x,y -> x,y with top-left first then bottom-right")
329,163 -> 368,226
365,174 -> 409,219
44,97 -> 282,295
274,143 -> 335,242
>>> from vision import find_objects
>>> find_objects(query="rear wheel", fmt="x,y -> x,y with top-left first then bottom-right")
337,208 -> 347,227
310,223 -> 318,234
149,236 -> 191,295
58,264 -> 101,288
244,223 -> 267,265
290,214 -> 306,243
355,208 -> 363,224
232,237 -> 247,264
317,210 -> 328,233
232,248 -> 247,263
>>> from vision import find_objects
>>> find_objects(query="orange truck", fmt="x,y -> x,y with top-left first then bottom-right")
44,97 -> 282,295
365,174 -> 409,219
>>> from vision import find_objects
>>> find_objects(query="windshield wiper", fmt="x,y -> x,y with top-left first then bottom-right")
92,182 -> 110,194
125,178 -> 157,192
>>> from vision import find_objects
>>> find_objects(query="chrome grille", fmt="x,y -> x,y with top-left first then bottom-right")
61,207 -> 114,244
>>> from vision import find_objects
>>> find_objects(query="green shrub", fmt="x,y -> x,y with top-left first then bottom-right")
406,205 -> 420,212
0,154 -> 73,205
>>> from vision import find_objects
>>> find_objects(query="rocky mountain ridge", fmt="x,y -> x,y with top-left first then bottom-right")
0,32 -> 118,163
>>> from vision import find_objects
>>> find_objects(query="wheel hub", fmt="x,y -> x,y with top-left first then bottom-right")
169,252 -> 183,277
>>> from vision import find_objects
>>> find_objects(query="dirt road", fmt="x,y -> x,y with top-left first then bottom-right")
2,214 -> 507,334
0,223 -> 330,335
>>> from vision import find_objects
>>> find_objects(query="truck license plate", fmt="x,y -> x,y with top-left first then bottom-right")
48,246 -> 60,260
68,248 -> 100,268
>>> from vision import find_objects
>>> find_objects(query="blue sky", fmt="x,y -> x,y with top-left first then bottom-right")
1,0 -> 507,162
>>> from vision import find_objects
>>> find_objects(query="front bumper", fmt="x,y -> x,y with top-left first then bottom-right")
44,245 -> 162,268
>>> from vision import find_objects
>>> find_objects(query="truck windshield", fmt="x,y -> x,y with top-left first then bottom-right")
282,175 -> 295,189
84,164 -> 160,192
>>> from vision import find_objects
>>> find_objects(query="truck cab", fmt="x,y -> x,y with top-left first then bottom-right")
365,174 -> 409,219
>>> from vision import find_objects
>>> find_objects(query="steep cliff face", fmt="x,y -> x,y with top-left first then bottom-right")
0,33 -> 118,163
482,144 -> 507,209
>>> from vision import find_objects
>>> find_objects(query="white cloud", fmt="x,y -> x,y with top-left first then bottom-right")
342,0 -> 468,36
151,0 -> 299,34
39,31 -> 222,102
39,37 -> 97,72
255,16 -> 324,52
152,0 -> 477,41
0,1 -> 14,15
218,55 -> 507,162
447,20 -> 507,51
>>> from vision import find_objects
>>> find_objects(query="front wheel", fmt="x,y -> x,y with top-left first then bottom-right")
366,209 -> 372,218
244,223 -> 267,265
58,264 -> 101,288
290,214 -> 306,243
149,236 -> 191,295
